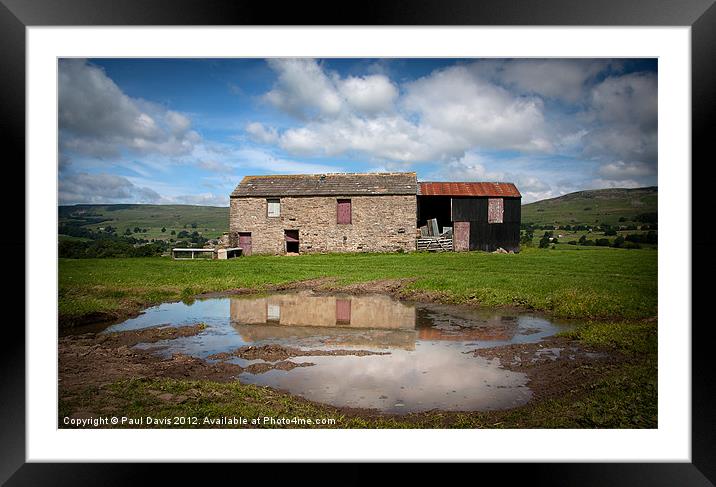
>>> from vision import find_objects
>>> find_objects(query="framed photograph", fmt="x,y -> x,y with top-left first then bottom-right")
4,0 -> 713,482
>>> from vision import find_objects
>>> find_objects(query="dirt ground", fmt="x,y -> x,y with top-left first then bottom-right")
59,317 -> 626,423
207,344 -> 390,362
470,336 -> 623,403
59,325 -> 243,394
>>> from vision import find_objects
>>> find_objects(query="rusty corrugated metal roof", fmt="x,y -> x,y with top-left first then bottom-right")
232,172 -> 417,197
418,182 -> 521,198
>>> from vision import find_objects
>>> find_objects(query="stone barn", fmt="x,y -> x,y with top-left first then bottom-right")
229,172 -> 417,255
417,182 -> 522,252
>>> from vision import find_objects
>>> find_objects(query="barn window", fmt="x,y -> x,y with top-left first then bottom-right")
488,198 -> 504,224
337,199 -> 352,224
267,198 -> 280,217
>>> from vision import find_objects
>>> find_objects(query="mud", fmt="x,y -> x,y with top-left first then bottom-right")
59,325 -> 319,399
243,360 -> 315,374
207,344 -> 390,362
59,283 -> 632,420
469,336 -> 623,402
59,326 -> 243,395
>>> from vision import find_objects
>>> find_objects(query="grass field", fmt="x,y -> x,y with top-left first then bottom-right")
59,247 -> 657,326
58,247 -> 658,428
59,204 -> 229,240
522,186 -> 657,226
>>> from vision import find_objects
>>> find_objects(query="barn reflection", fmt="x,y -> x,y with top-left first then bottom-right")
229,292 -> 521,350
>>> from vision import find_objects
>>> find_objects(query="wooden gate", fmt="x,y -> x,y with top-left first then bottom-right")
238,232 -> 252,256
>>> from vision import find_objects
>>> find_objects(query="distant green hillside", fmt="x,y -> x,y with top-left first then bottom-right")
522,187 -> 657,227
58,204 -> 229,240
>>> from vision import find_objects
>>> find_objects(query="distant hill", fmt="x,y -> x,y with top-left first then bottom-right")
521,187 -> 657,227
58,204 -> 229,240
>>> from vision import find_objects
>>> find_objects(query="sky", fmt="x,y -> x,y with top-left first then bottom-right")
58,58 -> 657,206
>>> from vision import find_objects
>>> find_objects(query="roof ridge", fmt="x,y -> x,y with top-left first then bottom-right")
232,172 -> 418,197
243,171 -> 415,180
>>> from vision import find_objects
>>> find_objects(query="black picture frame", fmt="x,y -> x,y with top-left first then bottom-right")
3,0 -> 712,483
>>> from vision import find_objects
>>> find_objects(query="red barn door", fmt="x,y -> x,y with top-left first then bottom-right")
337,199 -> 352,224
238,232 -> 252,256
336,299 -> 351,324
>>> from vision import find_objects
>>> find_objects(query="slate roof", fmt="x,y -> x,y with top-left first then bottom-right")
418,182 -> 521,198
231,172 -> 418,197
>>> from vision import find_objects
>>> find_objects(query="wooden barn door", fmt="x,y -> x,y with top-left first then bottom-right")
337,199 -> 352,224
238,232 -> 252,256
453,221 -> 470,252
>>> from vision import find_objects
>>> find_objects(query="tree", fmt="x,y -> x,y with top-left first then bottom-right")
170,230 -> 176,235
635,212 -> 658,224
161,227 -> 166,233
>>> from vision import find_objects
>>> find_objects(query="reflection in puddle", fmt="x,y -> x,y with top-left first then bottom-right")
106,291 -> 574,413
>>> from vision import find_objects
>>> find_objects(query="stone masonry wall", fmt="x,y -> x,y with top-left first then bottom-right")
229,195 -> 416,254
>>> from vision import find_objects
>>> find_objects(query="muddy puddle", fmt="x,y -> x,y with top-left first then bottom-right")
104,291 -> 574,413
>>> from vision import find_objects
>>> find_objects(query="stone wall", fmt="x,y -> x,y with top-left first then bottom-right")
229,194 -> 416,254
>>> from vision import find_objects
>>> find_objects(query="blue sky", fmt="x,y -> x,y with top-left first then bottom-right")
58,58 -> 657,205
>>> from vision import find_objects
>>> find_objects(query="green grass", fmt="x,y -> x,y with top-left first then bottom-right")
59,204 -> 229,240
59,247 -> 657,326
59,248 -> 658,428
522,187 -> 657,226
559,319 -> 658,355
58,234 -> 92,243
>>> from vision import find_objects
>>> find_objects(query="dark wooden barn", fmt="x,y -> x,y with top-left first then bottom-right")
417,182 -> 521,252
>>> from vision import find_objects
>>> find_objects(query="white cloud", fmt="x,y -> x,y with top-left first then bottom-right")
245,122 -> 279,144
278,115 -> 448,161
59,172 -> 162,205
591,72 -> 657,128
165,111 -> 192,135
589,178 -> 642,189
170,193 -> 228,207
231,148 -> 345,174
197,160 -> 235,173
495,59 -> 611,103
337,74 -> 398,114
425,151 -> 585,203
263,59 -> 343,118
434,152 -> 506,181
403,65 -> 551,153
253,60 -> 555,164
581,72 -> 657,169
59,59 -> 201,159
598,160 -> 655,179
